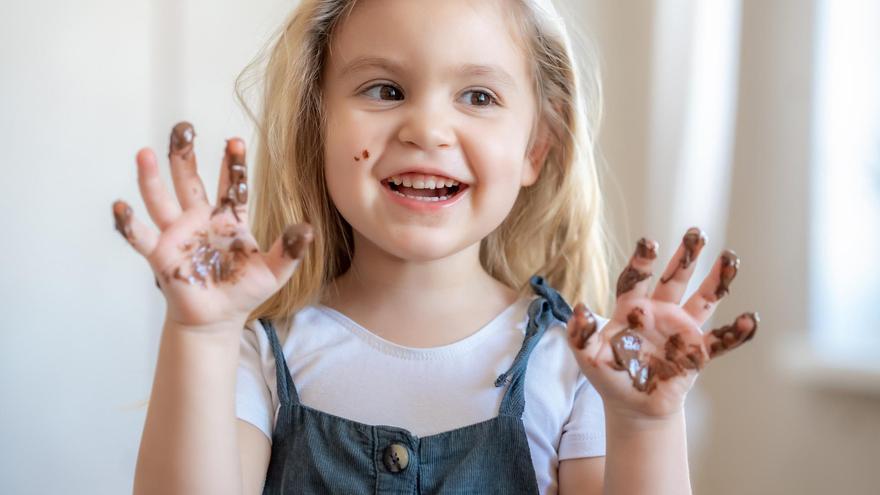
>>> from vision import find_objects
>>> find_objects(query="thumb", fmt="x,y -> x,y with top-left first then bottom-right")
264,222 -> 315,287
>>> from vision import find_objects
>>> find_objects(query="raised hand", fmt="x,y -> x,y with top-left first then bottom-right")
112,122 -> 314,329
565,228 -> 758,418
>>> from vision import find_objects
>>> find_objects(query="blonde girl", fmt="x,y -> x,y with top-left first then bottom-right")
118,0 -> 758,493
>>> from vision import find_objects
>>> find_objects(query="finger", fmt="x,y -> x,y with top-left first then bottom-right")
567,302 -> 601,363
113,200 -> 158,257
167,121 -> 210,210
682,250 -> 740,324
652,227 -> 707,304
615,237 -> 659,304
704,312 -> 759,360
136,147 -> 182,230
263,223 -> 315,287
212,137 -> 249,224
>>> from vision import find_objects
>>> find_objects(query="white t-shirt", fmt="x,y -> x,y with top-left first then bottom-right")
236,294 -> 607,495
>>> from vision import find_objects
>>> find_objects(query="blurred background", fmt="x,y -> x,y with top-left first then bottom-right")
1,0 -> 878,493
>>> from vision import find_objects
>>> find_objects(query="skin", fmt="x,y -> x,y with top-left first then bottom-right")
565,230 -> 758,494
319,0 -> 551,347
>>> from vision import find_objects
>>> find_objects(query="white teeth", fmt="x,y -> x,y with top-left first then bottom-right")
392,190 -> 451,201
387,174 -> 460,189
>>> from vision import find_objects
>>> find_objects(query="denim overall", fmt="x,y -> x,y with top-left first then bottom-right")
258,275 -> 573,494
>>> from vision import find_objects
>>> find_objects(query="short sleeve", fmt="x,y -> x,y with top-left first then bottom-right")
558,315 -> 608,461
235,320 -> 275,443
557,367 -> 607,459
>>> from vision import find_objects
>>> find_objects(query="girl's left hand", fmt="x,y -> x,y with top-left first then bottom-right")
566,228 -> 759,419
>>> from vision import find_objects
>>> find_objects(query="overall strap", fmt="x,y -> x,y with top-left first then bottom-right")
258,317 -> 301,407
494,275 -> 573,418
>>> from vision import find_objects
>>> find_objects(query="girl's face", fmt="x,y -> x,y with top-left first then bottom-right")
322,0 -> 546,262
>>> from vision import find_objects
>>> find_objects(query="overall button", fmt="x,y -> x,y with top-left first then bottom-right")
382,442 -> 410,473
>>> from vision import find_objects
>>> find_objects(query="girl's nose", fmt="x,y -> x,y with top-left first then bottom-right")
396,98 -> 455,150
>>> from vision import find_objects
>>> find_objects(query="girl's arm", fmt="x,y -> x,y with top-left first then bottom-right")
562,230 -> 758,495
133,320 -> 245,495
603,409 -> 690,495
116,127 -> 313,494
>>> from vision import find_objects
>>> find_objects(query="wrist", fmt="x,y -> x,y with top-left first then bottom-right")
604,404 -> 686,432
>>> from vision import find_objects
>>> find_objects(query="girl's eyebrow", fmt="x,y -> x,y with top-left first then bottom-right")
337,55 -> 518,90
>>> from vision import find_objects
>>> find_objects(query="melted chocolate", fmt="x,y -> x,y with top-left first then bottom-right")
362,149 -> 370,159
569,302 -> 598,349
167,230 -> 249,288
169,122 -> 195,160
615,238 -> 658,297
112,200 -> 135,243
665,333 -> 706,371
708,312 -> 758,358
281,223 -> 315,260
714,250 -> 740,299
660,227 -> 706,283
211,140 -> 249,222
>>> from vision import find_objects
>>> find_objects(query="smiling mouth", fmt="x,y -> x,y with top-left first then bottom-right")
381,179 -> 467,202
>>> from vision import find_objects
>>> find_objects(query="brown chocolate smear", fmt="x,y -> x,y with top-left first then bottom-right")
664,333 -> 706,371
626,307 -> 646,329
616,266 -> 651,297
354,156 -> 361,161
569,303 -> 598,350
170,231 -> 250,288
708,312 -> 759,358
169,121 -> 195,160
362,149 -> 370,159
660,227 -> 706,283
112,200 -> 135,243
282,223 -> 315,260
211,139 -> 249,222
635,238 -> 658,259
714,250 -> 740,299
610,329 -> 650,389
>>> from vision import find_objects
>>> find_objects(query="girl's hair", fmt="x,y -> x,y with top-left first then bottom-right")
237,0 -> 612,327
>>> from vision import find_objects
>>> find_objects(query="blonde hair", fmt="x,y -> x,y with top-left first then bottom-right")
237,0 -> 612,327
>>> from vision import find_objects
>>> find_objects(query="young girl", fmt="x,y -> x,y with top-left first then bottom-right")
118,0 -> 758,493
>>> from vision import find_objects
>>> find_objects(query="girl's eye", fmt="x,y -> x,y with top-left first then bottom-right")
461,90 -> 498,107
362,84 -> 404,101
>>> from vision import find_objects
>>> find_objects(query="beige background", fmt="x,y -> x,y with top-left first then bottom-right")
1,0 -> 877,493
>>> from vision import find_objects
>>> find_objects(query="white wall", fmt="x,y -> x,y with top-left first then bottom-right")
0,1 -> 289,493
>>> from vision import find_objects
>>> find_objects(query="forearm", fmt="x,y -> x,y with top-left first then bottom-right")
133,319 -> 244,495
603,408 -> 692,495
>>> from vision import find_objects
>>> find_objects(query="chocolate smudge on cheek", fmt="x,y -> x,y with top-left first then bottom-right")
169,122 -> 195,160
281,223 -> 315,260
569,303 -> 598,350
714,250 -> 740,299
660,227 -> 706,283
167,230 -> 250,288
112,200 -> 135,243
615,238 -> 657,297
362,149 -> 370,159
708,312 -> 759,358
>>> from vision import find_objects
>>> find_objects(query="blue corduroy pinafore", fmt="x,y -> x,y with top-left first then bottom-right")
257,275 -> 573,494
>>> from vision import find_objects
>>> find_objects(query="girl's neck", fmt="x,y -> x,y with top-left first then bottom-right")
319,236 -> 520,348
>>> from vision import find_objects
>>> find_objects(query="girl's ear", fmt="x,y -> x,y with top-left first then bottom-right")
521,121 -> 552,187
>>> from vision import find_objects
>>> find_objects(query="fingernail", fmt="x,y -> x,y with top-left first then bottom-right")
225,139 -> 248,204
169,121 -> 195,159
282,223 -> 315,260
635,238 -> 658,260
112,200 -> 134,243
715,250 -> 740,299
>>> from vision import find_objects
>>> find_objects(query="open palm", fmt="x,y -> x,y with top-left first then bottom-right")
112,122 -> 313,328
566,229 -> 758,418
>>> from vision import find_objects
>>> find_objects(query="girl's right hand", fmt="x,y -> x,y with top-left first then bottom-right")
112,122 -> 314,331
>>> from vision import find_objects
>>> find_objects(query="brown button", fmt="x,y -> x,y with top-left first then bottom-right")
382,442 -> 409,473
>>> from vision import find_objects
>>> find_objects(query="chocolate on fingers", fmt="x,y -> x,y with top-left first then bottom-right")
682,249 -> 740,323
653,227 -> 707,303
212,138 -> 249,222
168,121 -> 210,209
615,238 -> 659,298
